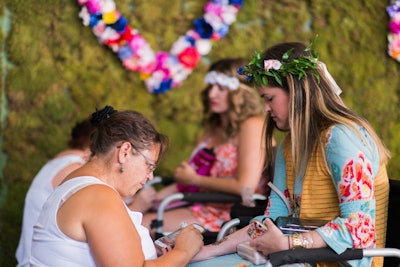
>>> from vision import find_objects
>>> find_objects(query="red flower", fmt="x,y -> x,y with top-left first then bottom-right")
178,47 -> 201,69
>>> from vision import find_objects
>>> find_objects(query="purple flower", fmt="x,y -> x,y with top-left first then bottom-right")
118,45 -> 133,60
216,24 -> 229,38
387,4 -> 400,18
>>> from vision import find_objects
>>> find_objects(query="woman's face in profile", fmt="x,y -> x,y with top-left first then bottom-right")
257,86 -> 290,130
118,143 -> 159,198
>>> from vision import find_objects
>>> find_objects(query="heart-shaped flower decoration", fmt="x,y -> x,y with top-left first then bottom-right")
77,0 -> 244,93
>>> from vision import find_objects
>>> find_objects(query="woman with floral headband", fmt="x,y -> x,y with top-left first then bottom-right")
142,58 -> 274,234
30,105 -> 204,267
187,40 -> 390,267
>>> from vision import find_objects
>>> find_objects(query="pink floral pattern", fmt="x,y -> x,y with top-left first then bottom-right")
332,152 -> 376,248
339,153 -> 374,203
192,142 -> 238,232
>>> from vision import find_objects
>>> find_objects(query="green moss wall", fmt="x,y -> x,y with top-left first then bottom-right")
1,0 -> 399,265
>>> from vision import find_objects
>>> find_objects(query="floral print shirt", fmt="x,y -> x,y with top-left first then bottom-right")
257,124 -> 384,267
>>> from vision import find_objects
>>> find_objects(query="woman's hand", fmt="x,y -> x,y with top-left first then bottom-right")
174,162 -> 199,185
128,186 -> 156,213
173,224 -> 204,258
249,218 -> 289,256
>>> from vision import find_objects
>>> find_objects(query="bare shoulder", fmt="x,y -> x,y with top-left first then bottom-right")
60,182 -> 126,220
241,116 -> 265,130
74,183 -> 122,208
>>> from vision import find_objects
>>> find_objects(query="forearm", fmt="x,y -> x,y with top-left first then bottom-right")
194,176 -> 241,195
144,249 -> 192,267
190,226 -> 250,262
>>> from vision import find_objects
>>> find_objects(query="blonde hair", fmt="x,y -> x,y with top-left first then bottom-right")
201,58 -> 264,138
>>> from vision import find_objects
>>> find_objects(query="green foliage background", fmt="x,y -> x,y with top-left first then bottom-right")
0,0 -> 399,265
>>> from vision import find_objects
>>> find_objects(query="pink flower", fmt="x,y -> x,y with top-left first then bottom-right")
205,2 -> 223,17
264,59 -> 282,71
388,34 -> 400,59
389,18 -> 400,34
85,0 -> 101,14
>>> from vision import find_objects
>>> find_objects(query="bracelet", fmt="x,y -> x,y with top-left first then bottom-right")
290,233 -> 314,249
291,233 -> 304,249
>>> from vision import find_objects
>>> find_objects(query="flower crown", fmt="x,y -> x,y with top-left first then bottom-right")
204,71 -> 240,90
237,37 -> 320,87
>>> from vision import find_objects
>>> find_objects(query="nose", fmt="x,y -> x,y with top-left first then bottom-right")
264,103 -> 271,113
208,84 -> 219,98
147,171 -> 154,180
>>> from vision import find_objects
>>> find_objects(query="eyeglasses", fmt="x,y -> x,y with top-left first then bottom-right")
135,149 -> 157,173
117,143 -> 157,173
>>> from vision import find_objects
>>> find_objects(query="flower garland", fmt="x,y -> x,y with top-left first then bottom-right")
387,0 -> 400,62
77,0 -> 244,94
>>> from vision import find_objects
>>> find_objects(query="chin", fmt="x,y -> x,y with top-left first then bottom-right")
275,122 -> 290,131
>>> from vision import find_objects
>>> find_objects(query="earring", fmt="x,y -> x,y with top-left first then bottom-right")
119,166 -> 124,173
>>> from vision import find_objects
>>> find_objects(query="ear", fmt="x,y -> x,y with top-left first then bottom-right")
117,141 -> 131,164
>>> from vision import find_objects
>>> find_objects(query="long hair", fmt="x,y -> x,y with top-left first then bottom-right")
201,58 -> 264,139
261,42 -> 390,179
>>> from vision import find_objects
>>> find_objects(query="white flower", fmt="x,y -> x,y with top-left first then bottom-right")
101,0 -> 116,13
204,71 -> 239,90
195,39 -> 212,55
220,6 -> 238,25
264,60 -> 282,71
79,7 -> 90,26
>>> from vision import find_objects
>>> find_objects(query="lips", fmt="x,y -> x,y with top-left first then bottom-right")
210,101 -> 218,106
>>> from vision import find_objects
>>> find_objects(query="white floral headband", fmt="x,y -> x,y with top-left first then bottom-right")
204,71 -> 240,91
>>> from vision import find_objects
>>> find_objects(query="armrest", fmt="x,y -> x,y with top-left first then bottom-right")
152,192 -> 242,234
266,247 -> 363,267
266,247 -> 400,267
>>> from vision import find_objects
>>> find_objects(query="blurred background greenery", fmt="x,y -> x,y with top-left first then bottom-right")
1,0 -> 399,266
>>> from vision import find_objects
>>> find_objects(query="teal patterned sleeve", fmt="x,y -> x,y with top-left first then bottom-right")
259,142 -> 293,221
316,124 -> 380,266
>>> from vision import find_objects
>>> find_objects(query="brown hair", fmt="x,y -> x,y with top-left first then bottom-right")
201,58 -> 264,138
260,42 -> 390,178
68,119 -> 94,150
89,106 -> 168,162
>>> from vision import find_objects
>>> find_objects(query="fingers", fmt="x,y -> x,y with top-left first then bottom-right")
263,218 -> 275,228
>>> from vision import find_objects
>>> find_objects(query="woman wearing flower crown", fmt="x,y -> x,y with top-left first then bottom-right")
29,106 -> 204,267
142,58 -> 274,234
187,39 -> 390,267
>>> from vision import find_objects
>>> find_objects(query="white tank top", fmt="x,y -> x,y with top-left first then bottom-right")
16,154 -> 85,267
30,176 -> 157,266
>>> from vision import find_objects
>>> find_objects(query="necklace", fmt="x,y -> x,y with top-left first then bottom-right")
77,0 -> 244,93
